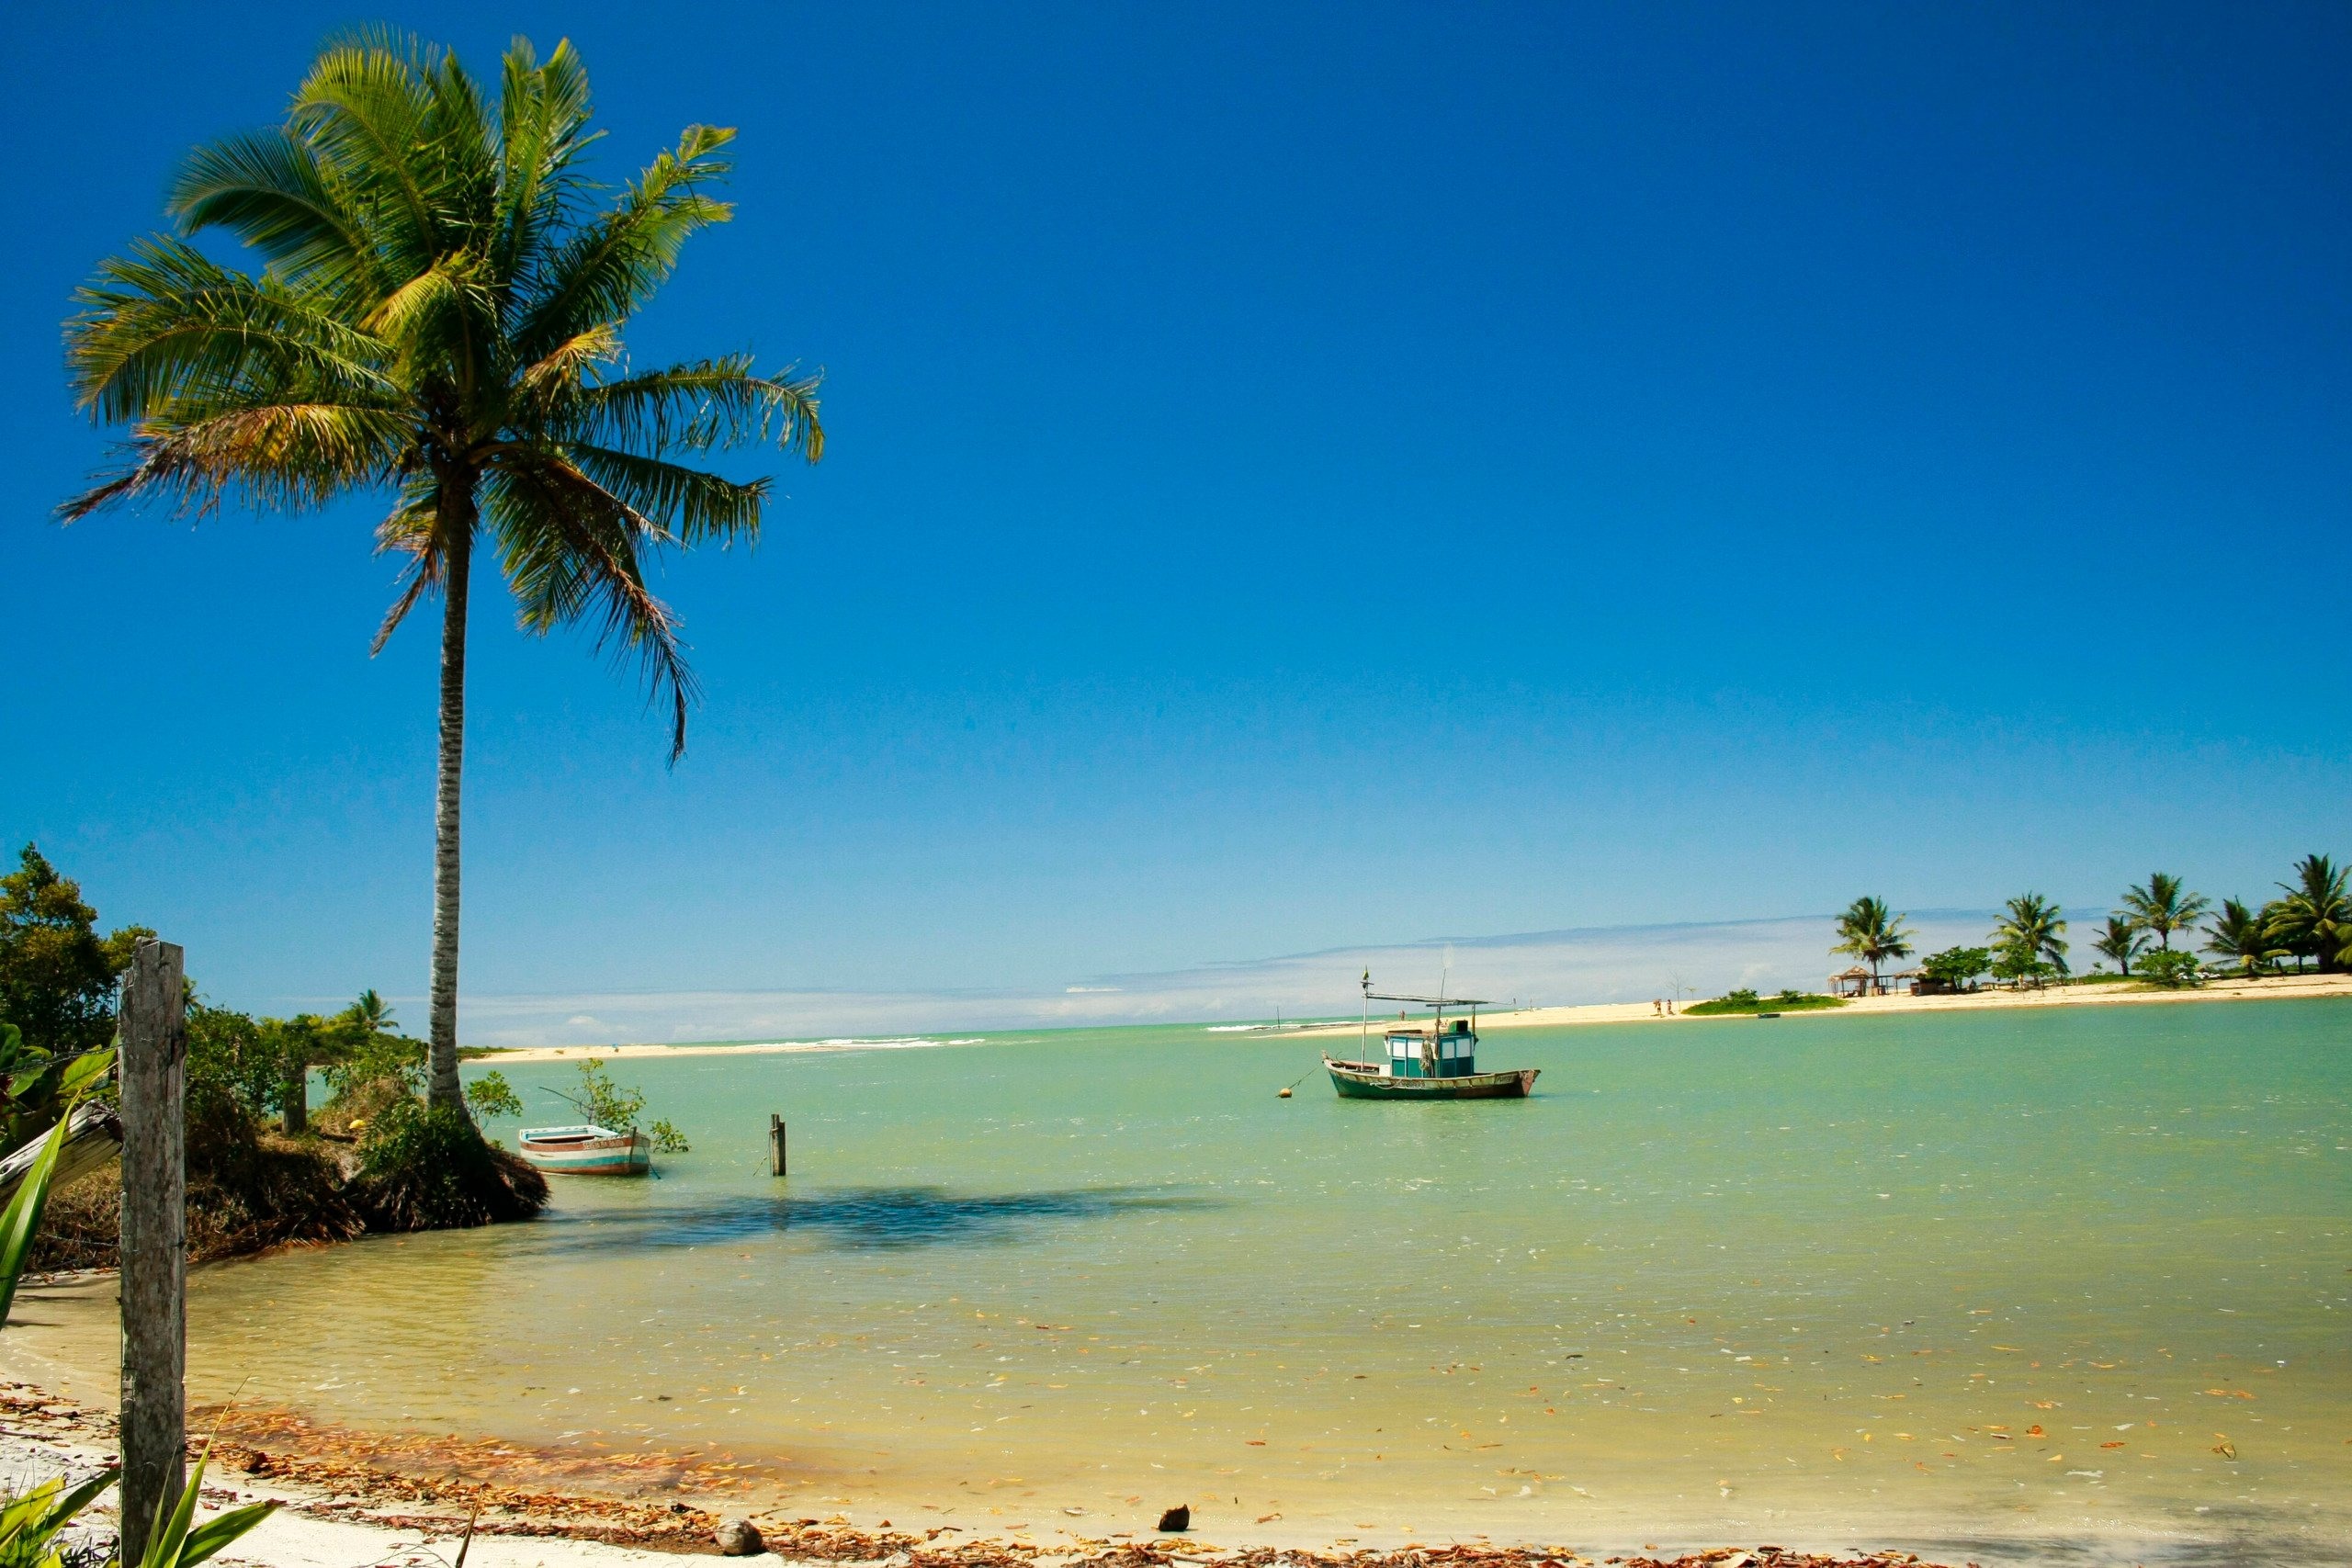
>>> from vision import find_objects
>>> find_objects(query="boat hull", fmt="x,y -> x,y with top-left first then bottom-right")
1323,1058 -> 1538,1100
517,1128 -> 650,1176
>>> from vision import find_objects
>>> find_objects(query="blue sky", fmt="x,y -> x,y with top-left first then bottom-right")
5,3 -> 2347,1031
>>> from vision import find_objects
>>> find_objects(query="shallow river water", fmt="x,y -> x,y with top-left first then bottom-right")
15,998 -> 2352,1562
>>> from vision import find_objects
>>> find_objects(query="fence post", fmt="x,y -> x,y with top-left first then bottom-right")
768,1113 -> 786,1177
119,938 -> 187,1562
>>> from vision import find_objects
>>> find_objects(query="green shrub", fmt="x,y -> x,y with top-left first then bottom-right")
1919,946 -> 1991,989
559,1058 -> 690,1153
462,1068 -> 525,1122
1686,989 -> 1845,1016
2137,950 -> 2203,988
348,1100 -> 548,1232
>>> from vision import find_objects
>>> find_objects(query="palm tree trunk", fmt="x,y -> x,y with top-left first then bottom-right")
427,517 -> 473,1114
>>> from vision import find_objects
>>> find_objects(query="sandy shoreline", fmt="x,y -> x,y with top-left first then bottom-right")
469,973 -> 2352,1061
0,1374 -> 2207,1568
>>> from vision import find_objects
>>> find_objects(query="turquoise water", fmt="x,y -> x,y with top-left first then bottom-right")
30,999 -> 2352,1557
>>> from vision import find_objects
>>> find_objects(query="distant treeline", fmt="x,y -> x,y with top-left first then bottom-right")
1827,856 -> 2348,996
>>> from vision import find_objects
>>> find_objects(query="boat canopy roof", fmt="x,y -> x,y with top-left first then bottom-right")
1363,991 -> 1490,1008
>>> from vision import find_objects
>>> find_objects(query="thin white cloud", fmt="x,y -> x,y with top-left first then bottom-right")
428,908 -> 2017,1049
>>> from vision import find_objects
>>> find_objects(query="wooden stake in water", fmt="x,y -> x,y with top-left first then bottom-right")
119,938 -> 187,1562
768,1112 -> 787,1177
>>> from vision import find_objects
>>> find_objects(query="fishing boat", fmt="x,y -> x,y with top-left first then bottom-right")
516,1123 -> 651,1177
1323,973 -> 1537,1100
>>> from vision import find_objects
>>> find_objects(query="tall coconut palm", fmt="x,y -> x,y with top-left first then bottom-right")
2267,853 -> 2351,975
2202,898 -> 2283,980
62,34 -> 821,1115
2090,915 -> 2148,976
1831,896 -> 1916,990
2118,873 -> 2211,951
1991,893 -> 2068,979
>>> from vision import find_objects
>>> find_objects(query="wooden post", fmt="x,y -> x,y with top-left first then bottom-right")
768,1113 -> 786,1177
119,939 -> 187,1563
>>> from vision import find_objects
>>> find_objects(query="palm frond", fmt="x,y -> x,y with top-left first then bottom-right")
62,403 -> 410,522
511,124 -> 737,363
560,356 -> 823,459
492,37 -> 603,307
290,30 -> 452,276
66,240 -> 396,425
488,459 -> 698,758
167,129 -> 382,298
564,444 -> 769,545
370,479 -> 445,653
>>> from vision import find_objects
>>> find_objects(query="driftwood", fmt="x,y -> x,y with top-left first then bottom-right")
0,1101 -> 124,1209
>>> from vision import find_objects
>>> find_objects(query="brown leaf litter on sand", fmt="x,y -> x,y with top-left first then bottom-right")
4,1387 -> 1964,1567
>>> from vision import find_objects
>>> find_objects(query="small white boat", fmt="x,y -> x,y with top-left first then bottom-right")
517,1123 -> 650,1177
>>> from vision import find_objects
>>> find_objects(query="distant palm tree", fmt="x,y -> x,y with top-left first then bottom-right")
62,34 -> 822,1115
345,987 -> 397,1037
2203,899 -> 2284,980
2090,915 -> 2149,977
1992,894 -> 2069,980
1831,896 -> 1916,991
2119,873 -> 2211,951
2267,853 -> 2352,975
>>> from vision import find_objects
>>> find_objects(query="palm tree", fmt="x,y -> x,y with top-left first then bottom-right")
2118,873 -> 2211,952
63,35 -> 821,1115
1991,893 -> 2068,982
1831,896 -> 1916,991
2090,915 -> 2148,976
2203,898 -> 2283,980
2267,853 -> 2352,975
345,987 -> 397,1037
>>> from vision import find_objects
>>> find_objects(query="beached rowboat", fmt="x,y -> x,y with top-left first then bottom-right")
517,1123 -> 650,1177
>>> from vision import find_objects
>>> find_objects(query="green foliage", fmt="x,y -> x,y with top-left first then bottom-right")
0,1451 -> 274,1568
2119,873 -> 2210,952
349,1100 -> 548,1231
1991,893 -> 2069,982
130,1448 -> 277,1568
2266,853 -> 2352,973
1831,896 -> 1915,980
62,33 -> 823,763
2137,950 -> 2202,987
185,1001 -> 278,1123
1686,989 -> 1844,1016
567,1058 -> 647,1129
462,1069 -> 524,1122
556,1058 -> 689,1152
0,1467 -> 118,1568
0,1022 -> 114,1153
2204,898 -> 2286,978
0,1109 -> 78,1325
2090,916 -> 2150,976
321,1027 -> 425,1101
0,845 -> 152,1056
1918,946 -> 1992,989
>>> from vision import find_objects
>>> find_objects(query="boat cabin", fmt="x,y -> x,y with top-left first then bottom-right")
1384,1016 -> 1481,1077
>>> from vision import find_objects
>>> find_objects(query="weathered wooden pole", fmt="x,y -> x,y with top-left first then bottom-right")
119,938 -> 187,1562
768,1113 -> 786,1177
